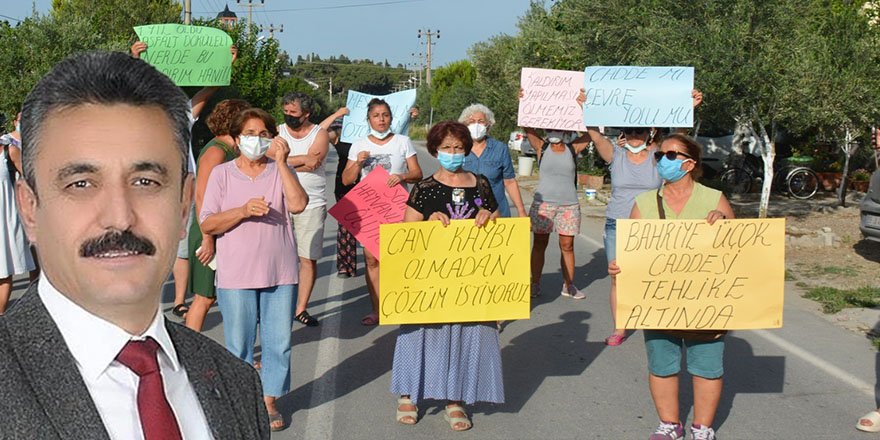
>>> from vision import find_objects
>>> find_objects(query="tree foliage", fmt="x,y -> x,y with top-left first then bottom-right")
469,0 -> 880,214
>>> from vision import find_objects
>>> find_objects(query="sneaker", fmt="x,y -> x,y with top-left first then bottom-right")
649,422 -> 684,440
560,284 -> 586,300
690,424 -> 716,440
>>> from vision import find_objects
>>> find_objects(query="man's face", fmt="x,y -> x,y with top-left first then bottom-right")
283,101 -> 308,122
17,104 -> 192,316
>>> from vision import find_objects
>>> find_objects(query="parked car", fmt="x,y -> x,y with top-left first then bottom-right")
508,131 -> 537,156
859,168 -> 880,242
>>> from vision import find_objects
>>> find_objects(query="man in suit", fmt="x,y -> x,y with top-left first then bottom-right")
0,51 -> 270,439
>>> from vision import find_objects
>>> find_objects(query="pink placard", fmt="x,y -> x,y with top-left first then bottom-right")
328,167 -> 409,259
518,67 -> 588,132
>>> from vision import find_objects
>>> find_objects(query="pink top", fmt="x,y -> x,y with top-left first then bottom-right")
200,160 -> 299,289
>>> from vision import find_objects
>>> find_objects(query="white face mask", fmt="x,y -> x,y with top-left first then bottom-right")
547,131 -> 564,144
624,143 -> 647,154
370,128 -> 392,139
14,122 -> 20,133
238,135 -> 271,160
468,123 -> 487,141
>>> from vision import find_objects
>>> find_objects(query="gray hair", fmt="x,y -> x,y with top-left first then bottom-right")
21,51 -> 191,195
458,103 -> 496,127
282,92 -> 315,115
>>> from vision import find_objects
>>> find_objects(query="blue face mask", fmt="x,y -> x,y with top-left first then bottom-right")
657,156 -> 690,182
438,151 -> 465,171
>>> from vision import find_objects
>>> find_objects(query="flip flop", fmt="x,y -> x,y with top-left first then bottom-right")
857,410 -> 880,432
444,404 -> 472,431
396,397 -> 418,425
361,313 -> 379,326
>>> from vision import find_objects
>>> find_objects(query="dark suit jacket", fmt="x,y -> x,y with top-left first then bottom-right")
0,285 -> 270,439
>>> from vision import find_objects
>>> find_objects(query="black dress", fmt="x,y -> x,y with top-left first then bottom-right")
406,173 -> 498,220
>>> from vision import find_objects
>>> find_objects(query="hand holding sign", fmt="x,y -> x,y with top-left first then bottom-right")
582,66 -> 695,128
134,24 -> 234,86
379,218 -> 531,325
518,68 -> 588,132
615,218 -> 785,330
340,89 -> 417,143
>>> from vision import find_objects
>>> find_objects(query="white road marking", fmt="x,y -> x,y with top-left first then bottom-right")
753,329 -> 875,397
301,271 -> 342,439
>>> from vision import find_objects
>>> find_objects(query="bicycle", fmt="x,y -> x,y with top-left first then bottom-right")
720,153 -> 819,200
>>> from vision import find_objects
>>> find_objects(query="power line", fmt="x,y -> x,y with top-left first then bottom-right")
193,0 -> 425,14
0,14 -> 22,23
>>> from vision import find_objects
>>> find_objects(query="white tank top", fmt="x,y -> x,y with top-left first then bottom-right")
278,123 -> 327,209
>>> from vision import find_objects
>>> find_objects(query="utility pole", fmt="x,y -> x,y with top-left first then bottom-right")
329,78 -> 333,102
260,23 -> 283,39
183,0 -> 191,24
411,52 -> 423,86
237,0 -> 265,29
417,29 -> 439,86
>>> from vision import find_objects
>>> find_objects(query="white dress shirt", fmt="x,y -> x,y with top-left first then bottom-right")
39,277 -> 214,440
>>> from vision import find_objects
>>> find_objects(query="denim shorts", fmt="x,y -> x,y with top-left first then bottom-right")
644,330 -> 725,379
603,217 -> 616,263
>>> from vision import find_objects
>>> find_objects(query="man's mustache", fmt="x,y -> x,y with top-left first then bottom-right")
79,230 -> 156,258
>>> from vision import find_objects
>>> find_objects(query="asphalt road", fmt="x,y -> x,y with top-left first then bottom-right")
11,140 -> 878,439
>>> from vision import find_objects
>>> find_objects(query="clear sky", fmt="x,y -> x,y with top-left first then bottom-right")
1,0 -> 534,67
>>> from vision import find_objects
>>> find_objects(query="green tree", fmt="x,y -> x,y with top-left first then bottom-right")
428,60 -> 478,122
51,0 -> 181,43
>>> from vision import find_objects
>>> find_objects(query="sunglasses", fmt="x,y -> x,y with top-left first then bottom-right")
622,128 -> 649,135
654,150 -> 693,162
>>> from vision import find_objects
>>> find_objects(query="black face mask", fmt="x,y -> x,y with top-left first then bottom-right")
285,114 -> 304,129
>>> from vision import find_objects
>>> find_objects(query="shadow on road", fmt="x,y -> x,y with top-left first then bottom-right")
674,334 -> 785,430
479,310 -> 605,415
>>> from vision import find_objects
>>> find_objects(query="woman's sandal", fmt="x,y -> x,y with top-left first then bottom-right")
295,310 -> 319,327
171,303 -> 189,318
396,397 -> 418,425
268,412 -> 285,431
605,333 -> 626,346
443,404 -> 472,432
857,410 -> 880,432
361,313 -> 379,326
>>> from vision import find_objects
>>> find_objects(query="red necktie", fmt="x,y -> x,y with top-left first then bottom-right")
115,338 -> 183,440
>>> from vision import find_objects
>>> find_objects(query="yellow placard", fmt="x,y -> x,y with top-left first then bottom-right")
378,218 -> 531,325
616,218 -> 785,330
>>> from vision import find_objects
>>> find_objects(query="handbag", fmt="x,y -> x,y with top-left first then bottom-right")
655,190 -> 727,342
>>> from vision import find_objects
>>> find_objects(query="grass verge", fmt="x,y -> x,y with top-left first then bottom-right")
803,286 -> 880,314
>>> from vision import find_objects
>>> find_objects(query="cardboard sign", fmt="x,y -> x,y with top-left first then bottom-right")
582,66 -> 694,127
328,167 -> 408,258
616,218 -> 785,330
518,67 -> 588,132
340,89 -> 417,143
378,218 -> 531,325
134,24 -> 233,86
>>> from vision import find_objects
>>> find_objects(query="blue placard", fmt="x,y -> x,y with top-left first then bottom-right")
341,89 -> 417,143
582,66 -> 694,128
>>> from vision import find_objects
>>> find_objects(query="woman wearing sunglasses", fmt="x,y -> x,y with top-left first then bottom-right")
576,89 -> 702,347
609,134 -> 734,440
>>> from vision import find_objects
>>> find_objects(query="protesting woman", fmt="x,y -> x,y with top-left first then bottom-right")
391,121 -> 503,432
608,134 -> 734,440
200,108 -> 309,431
522,126 -> 591,299
458,103 -> 526,217
577,88 -> 702,346
342,98 -> 422,326
185,98 -> 250,331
